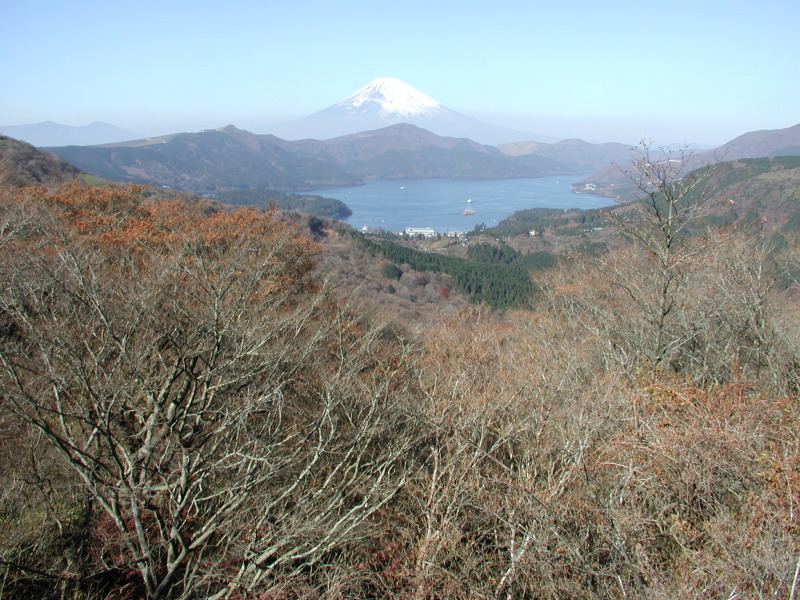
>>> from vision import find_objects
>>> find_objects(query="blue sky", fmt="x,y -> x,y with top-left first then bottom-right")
2,0 -> 798,145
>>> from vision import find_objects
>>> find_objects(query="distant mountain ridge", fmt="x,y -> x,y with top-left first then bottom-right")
264,78 -> 546,144
46,124 -> 581,192
37,119 -> 800,201
496,138 -> 635,172
286,124 -> 569,178
697,123 -> 800,162
0,121 -> 142,147
48,127 -> 362,192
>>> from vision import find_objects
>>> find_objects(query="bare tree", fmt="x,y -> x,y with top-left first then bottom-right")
601,142 -> 720,371
0,187 -> 420,599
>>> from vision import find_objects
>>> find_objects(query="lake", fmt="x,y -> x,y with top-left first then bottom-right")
314,176 -> 615,234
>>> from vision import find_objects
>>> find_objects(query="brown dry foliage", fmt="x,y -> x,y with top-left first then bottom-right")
0,182 -> 798,600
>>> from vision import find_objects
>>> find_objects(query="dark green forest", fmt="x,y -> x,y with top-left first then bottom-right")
483,205 -> 608,238
354,235 -> 539,308
214,189 -> 353,219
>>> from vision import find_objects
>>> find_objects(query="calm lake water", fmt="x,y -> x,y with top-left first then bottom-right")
314,176 -> 614,234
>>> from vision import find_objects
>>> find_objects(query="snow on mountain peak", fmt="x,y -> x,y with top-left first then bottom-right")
336,77 -> 443,118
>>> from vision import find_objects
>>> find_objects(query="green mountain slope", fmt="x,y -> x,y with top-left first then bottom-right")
48,128 -> 362,192
46,124 -> 579,192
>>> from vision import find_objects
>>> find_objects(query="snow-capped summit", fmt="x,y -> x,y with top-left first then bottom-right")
336,77 -> 444,119
264,77 -> 545,144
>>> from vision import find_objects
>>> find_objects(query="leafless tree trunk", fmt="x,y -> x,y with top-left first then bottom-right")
0,192 -> 421,599
602,142 -> 719,372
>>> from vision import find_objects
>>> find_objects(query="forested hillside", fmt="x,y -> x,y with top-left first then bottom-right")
213,188 -> 353,219
0,135 -> 86,186
1,145 -> 800,600
353,235 -> 538,309
47,128 -> 363,191
45,124 -> 579,193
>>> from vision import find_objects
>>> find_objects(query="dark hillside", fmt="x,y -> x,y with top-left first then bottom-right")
699,122 -> 800,162
475,155 -> 800,263
697,156 -> 800,230
0,135 -> 85,186
47,124 -> 579,191
579,123 -> 800,199
290,123 -> 573,179
214,189 -> 353,219
292,123 -> 501,160
48,128 -> 362,191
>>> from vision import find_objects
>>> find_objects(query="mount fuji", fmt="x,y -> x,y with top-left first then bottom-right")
264,78 -> 546,144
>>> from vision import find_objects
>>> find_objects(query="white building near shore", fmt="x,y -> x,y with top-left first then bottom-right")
404,227 -> 437,238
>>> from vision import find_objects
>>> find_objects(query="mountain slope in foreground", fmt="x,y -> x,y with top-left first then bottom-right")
0,135 -> 86,186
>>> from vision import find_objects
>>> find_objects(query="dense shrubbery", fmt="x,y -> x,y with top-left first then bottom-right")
0,183 -> 416,599
380,262 -> 403,280
1,178 -> 799,600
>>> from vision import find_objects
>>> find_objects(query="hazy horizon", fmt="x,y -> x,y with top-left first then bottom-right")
2,0 -> 798,146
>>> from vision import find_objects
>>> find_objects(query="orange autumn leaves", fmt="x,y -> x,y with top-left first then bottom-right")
38,182 -> 313,253
4,182 -> 320,300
